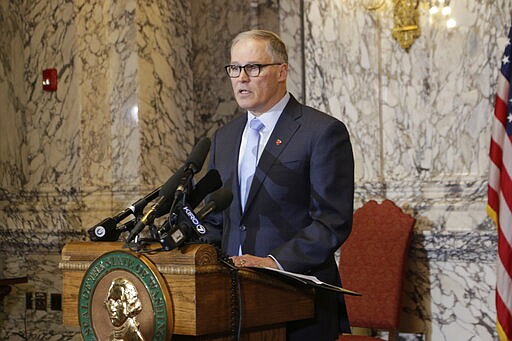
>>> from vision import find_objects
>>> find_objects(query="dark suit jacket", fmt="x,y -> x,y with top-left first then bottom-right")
205,95 -> 354,340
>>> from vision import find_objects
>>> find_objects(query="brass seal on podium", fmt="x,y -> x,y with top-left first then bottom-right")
78,250 -> 173,340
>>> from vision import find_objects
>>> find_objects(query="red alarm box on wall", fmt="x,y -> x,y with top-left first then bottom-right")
43,68 -> 57,91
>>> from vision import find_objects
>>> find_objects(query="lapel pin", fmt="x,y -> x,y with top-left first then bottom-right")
276,139 -> 282,146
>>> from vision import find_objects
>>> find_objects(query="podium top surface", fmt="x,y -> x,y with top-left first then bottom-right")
61,241 -> 219,267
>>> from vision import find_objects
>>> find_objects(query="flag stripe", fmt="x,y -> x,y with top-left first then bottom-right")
497,257 -> 512,338
495,96 -> 508,124
497,71 -> 511,99
501,129 -> 512,185
498,220 -> 512,285
490,138 -> 504,173
501,172 -> 512,228
497,290 -> 512,340
489,136 -> 502,215
488,190 -> 499,224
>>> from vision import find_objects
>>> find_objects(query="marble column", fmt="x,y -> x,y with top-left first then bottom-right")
0,0 -> 195,339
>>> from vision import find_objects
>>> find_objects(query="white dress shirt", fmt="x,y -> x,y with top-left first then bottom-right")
237,92 -> 290,268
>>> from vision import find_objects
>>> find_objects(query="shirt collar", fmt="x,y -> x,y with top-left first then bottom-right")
247,92 -> 290,132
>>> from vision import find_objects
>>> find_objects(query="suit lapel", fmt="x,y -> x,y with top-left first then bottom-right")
243,96 -> 302,214
230,115 -> 247,215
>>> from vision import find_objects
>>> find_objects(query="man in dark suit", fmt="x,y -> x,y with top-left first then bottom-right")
204,29 -> 354,341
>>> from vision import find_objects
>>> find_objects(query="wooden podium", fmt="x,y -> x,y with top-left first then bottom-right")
60,242 -> 314,340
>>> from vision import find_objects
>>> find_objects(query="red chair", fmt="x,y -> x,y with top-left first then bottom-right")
338,200 -> 415,341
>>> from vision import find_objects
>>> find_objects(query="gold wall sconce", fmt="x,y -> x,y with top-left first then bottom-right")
361,0 -> 420,51
363,0 -> 456,51
392,0 -> 420,51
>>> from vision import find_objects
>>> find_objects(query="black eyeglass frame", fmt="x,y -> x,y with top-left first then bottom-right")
224,63 -> 283,78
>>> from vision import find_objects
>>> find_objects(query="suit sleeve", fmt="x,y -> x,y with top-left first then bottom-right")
271,119 -> 354,273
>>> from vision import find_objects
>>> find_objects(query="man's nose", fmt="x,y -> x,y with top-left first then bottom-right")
238,67 -> 250,81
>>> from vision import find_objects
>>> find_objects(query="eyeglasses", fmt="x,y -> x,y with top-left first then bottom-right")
224,63 -> 283,78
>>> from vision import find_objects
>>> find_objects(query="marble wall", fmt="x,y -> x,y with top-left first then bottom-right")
0,1 -> 25,190
0,0 -> 197,339
282,0 -> 510,339
191,0 -> 280,138
0,0 -> 509,340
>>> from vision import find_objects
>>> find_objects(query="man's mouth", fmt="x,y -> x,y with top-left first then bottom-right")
238,89 -> 251,94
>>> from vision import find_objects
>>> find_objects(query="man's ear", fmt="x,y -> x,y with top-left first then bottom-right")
278,63 -> 289,82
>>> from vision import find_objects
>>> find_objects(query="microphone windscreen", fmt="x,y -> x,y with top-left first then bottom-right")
185,137 -> 211,173
188,169 -> 222,209
155,166 -> 187,217
130,187 -> 160,216
208,187 -> 233,212
159,166 -> 186,198
196,187 -> 233,221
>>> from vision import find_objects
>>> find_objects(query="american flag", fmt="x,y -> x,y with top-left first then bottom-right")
488,25 -> 512,341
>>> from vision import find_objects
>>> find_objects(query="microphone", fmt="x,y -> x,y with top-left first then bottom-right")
187,169 -> 222,209
185,137 -> 211,174
88,217 -> 124,242
125,166 -> 186,243
177,187 -> 233,241
89,138 -> 211,243
125,137 -> 211,244
175,137 -> 211,194
154,168 -> 221,218
154,166 -> 188,218
158,188 -> 233,250
88,188 -> 160,241
196,187 -> 233,220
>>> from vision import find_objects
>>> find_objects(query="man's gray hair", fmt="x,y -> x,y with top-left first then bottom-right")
231,30 -> 288,63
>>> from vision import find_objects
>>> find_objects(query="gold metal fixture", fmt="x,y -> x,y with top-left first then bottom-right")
392,0 -> 420,51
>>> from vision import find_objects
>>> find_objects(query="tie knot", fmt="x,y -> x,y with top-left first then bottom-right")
250,118 -> 264,132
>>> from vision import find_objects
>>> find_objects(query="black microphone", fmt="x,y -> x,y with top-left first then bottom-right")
154,165 -> 187,218
177,188 -> 233,241
158,188 -> 233,250
185,137 -> 211,174
88,217 -> 124,242
187,169 -> 222,209
125,166 -> 186,243
89,138 -> 211,243
151,169 -> 221,231
175,137 -> 211,194
88,188 -> 160,241
196,187 -> 233,220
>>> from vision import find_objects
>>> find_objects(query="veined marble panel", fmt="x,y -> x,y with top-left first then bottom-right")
2,190 -> 73,245
303,0 -> 383,182
301,0 -> 512,185
190,0 -> 249,138
22,1 -> 81,189
107,0 -> 140,189
280,0 -> 304,102
0,2 -> 26,189
400,259 -> 497,340
136,0 -> 194,184
379,0 -> 508,181
384,178 -> 489,233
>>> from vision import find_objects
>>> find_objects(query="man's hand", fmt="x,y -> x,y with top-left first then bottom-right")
231,254 -> 278,269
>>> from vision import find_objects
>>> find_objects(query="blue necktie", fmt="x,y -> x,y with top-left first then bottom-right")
240,118 -> 265,212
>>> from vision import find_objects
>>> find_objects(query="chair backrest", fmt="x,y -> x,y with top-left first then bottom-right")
339,199 -> 415,332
